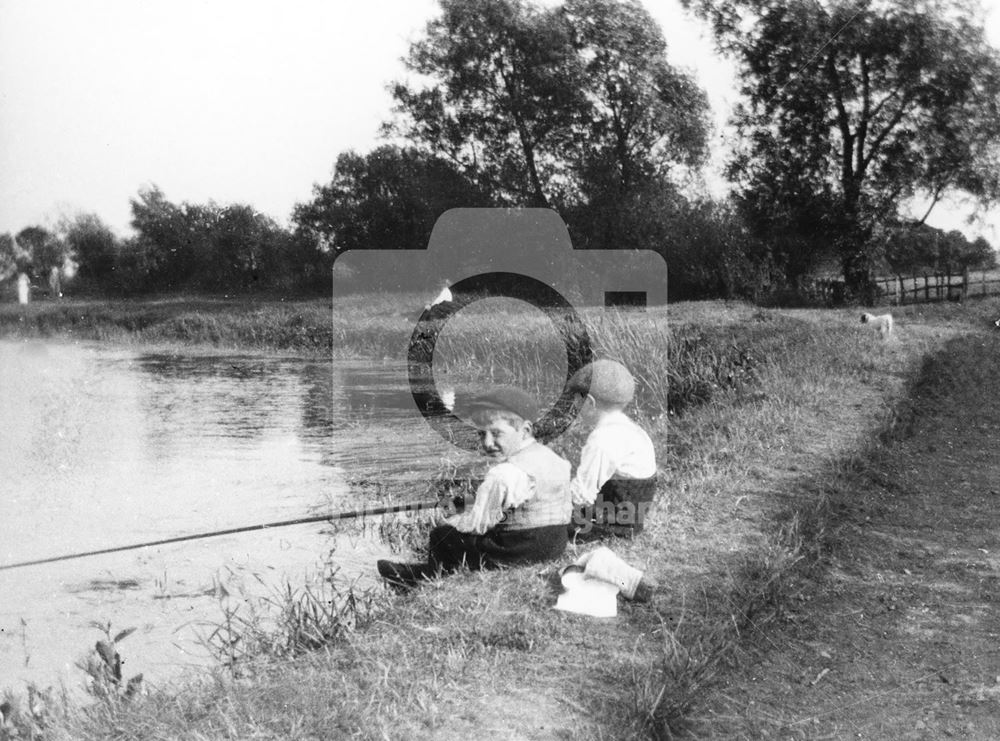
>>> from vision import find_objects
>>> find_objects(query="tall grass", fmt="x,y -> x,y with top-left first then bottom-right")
413,301 -> 781,422
203,570 -> 387,672
1,298 -> 771,421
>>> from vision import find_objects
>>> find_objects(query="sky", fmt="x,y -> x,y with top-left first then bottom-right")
1,0 -> 998,247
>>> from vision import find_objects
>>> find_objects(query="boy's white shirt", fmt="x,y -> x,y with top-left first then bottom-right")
446,439 -> 535,535
570,410 -> 656,506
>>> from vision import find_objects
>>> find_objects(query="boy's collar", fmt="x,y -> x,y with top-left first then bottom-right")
504,436 -> 537,458
592,408 -> 629,427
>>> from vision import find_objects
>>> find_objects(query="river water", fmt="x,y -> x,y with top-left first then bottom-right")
0,339 -> 477,695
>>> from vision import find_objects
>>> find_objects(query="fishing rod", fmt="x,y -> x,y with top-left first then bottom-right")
0,499 -> 441,572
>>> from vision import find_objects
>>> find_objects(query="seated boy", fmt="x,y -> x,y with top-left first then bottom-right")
567,359 -> 657,540
377,386 -> 572,588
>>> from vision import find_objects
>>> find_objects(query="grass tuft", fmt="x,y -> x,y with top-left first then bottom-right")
202,567 -> 388,676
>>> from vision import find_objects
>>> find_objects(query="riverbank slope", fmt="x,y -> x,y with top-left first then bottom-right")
694,320 -> 1000,738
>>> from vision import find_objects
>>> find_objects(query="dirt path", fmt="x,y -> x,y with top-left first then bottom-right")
700,330 -> 1000,739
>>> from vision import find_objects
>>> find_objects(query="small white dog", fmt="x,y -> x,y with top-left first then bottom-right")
861,312 -> 894,337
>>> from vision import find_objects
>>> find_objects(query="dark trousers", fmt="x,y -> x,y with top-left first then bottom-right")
570,476 -> 657,541
428,523 -> 568,572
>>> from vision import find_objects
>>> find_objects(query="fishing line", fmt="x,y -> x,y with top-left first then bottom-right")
0,500 -> 441,572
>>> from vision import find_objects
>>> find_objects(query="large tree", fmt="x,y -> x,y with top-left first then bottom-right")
0,233 -> 18,281
15,225 -> 70,281
388,0 -> 586,207
687,0 -> 1000,294
62,213 -> 119,285
292,145 -> 490,255
387,0 -> 711,256
127,186 -> 196,289
560,0 -> 710,249
563,0 -> 709,193
126,186 -> 297,292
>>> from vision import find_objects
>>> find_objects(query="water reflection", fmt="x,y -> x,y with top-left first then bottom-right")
324,363 -> 481,485
299,361 -> 338,439
136,355 -> 324,458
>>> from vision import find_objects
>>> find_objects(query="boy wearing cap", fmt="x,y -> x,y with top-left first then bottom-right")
378,386 -> 572,587
567,359 -> 657,540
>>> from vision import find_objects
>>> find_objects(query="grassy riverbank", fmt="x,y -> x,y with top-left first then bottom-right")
0,296 -> 339,354
0,294 -> 771,416
2,295 -> 998,739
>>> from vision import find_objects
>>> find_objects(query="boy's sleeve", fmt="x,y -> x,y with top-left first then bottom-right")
446,463 -> 532,535
570,436 -> 619,506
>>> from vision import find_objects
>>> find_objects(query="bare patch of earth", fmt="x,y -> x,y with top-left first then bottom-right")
699,330 -> 1000,739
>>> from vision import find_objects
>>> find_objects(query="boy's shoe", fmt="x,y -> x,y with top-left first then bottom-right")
377,560 -> 437,589
630,579 -> 656,604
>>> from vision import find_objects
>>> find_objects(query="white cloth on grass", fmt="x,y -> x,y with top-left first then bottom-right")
554,547 -> 647,617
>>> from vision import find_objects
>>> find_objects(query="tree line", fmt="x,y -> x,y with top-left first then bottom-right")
0,188 -> 332,296
1,0 -> 998,302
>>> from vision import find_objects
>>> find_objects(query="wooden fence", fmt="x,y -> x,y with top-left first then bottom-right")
803,269 -> 1000,306
873,269 -> 1000,305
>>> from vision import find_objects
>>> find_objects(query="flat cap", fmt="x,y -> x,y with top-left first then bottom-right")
462,386 -> 540,423
567,359 -> 635,404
